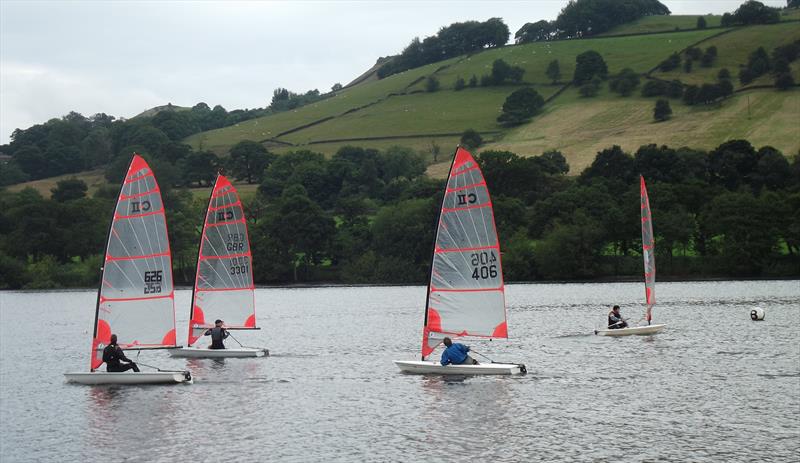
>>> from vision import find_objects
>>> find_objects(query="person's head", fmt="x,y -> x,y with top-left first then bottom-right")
443,337 -> 452,347
215,319 -> 223,327
110,334 -> 117,345
612,305 -> 620,313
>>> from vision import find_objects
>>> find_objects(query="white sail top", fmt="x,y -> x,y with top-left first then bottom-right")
422,147 -> 507,359
91,154 -> 177,370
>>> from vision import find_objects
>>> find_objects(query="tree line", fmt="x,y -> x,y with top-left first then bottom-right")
1,138 -> 797,289
0,85 -> 335,185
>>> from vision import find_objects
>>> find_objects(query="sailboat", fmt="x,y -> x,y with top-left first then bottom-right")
394,147 -> 526,375
65,154 -> 192,384
170,174 -> 268,358
595,175 -> 666,336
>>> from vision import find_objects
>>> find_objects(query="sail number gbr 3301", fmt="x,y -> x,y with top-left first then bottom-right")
470,251 -> 498,280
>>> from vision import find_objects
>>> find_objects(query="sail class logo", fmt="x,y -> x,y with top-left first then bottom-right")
457,193 -> 477,205
217,209 -> 234,221
130,200 -> 151,213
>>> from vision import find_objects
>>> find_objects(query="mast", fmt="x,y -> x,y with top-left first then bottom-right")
421,147 -> 459,360
187,173 -> 219,347
89,154 -> 135,371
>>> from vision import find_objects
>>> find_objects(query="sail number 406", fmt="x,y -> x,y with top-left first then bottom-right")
471,251 -> 498,280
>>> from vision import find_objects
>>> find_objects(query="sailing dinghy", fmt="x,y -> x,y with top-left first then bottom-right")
170,174 -> 268,358
65,154 -> 191,384
596,175 -> 666,336
394,147 -> 526,375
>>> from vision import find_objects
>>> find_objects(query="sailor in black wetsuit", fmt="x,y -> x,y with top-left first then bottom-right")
102,334 -> 140,372
608,305 -> 628,329
204,319 -> 229,349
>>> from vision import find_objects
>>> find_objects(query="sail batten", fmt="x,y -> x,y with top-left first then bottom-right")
90,154 -> 178,370
188,174 -> 257,346
422,147 -> 506,359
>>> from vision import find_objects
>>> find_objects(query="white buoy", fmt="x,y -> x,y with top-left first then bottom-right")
750,307 -> 765,321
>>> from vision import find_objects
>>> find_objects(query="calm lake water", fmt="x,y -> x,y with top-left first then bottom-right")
1,281 -> 798,462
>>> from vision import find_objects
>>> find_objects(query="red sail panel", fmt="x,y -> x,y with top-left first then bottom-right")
90,154 -> 178,370
188,174 -> 256,346
640,175 -> 656,322
421,147 -> 507,359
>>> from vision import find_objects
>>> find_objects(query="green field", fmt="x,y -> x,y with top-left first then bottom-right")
653,22 -> 800,87
600,15 -> 722,36
6,169 -> 107,197
410,28 -> 722,92
185,57 -> 461,154
279,86 -> 551,145
487,86 -> 800,174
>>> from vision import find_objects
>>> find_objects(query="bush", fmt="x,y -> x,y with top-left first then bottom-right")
579,76 -> 602,97
739,68 -> 756,85
573,50 -> 608,84
460,129 -> 483,150
775,73 -> 795,90
425,76 -> 440,92
697,16 -> 707,29
609,68 -> 640,96
683,58 -> 693,73
659,53 -> 681,72
468,75 -> 478,87
667,80 -> 684,98
454,76 -> 466,91
641,80 -> 667,97
654,99 -> 672,122
497,87 -> 545,126
718,68 -> 731,81
686,47 -> 702,61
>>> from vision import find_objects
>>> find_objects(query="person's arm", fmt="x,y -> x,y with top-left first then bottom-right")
117,347 -> 132,363
222,329 -> 229,339
440,349 -> 451,366
204,329 -> 211,336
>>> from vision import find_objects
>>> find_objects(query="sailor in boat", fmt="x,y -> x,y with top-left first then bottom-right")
204,319 -> 229,349
102,334 -> 140,373
440,337 -> 479,366
607,305 -> 628,329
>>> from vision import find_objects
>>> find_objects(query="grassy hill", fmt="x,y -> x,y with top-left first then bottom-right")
599,14 -> 722,35
8,17 -> 799,198
653,22 -> 800,87
180,21 -> 800,179
490,86 -> 799,174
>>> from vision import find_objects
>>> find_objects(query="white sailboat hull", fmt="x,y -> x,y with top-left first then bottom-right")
595,324 -> 666,336
169,346 -> 268,358
64,371 -> 192,385
394,360 -> 526,375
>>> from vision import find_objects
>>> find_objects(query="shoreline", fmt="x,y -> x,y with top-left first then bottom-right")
2,276 -> 798,293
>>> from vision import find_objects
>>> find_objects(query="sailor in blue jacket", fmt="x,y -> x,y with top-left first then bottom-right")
440,337 -> 479,366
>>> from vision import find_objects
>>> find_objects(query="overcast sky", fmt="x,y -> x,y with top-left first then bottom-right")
0,0 -> 788,144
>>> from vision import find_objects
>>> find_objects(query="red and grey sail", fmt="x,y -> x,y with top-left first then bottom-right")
640,175 -> 656,323
187,174 -> 257,346
90,154 -> 178,370
422,147 -> 507,359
